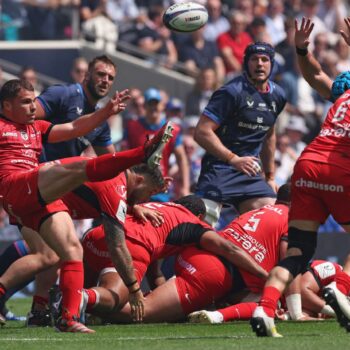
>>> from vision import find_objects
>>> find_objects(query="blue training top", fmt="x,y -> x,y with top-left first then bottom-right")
202,74 -> 286,166
37,83 -> 112,161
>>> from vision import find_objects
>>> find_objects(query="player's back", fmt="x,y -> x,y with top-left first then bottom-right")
218,204 -> 288,292
125,202 -> 210,259
300,90 -> 350,169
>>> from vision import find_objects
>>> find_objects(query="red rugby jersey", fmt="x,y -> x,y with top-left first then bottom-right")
300,90 -> 350,170
218,204 -> 289,292
0,117 -> 51,179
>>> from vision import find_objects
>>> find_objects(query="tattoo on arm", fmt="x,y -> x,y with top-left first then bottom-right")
102,215 -> 137,286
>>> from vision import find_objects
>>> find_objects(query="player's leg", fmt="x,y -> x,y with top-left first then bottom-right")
37,122 -> 174,203
238,196 -> 275,214
38,212 -> 94,333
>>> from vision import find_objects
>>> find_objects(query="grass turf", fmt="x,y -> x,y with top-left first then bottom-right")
1,298 -> 350,350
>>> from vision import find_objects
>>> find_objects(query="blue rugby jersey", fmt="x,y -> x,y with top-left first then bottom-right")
202,74 -> 286,166
37,83 -> 112,161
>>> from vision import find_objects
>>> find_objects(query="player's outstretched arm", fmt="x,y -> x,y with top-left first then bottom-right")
47,89 -> 131,143
294,17 -> 333,100
102,216 -> 144,322
200,231 -> 268,279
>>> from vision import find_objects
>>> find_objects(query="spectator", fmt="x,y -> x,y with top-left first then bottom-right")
105,0 -> 140,34
335,38 -> 350,74
19,66 -> 42,96
248,16 -> 271,43
178,26 -> 225,83
317,0 -> 347,35
217,9 -> 253,78
80,0 -> 118,51
185,67 -> 219,117
136,5 -> 178,69
70,57 -> 89,84
124,87 -> 190,200
203,0 -> 230,42
165,97 -> 184,126
265,0 -> 286,46
121,87 -> 145,122
284,115 -> 308,156
234,0 -> 254,25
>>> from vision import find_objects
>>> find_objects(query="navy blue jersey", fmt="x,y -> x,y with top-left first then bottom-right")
202,74 -> 286,164
37,83 -> 112,161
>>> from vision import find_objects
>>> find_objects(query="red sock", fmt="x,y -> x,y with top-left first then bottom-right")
85,289 -> 97,311
335,271 -> 350,295
33,295 -> 49,309
85,147 -> 144,182
59,261 -> 84,320
0,283 -> 6,298
219,302 -> 257,321
260,286 -> 281,317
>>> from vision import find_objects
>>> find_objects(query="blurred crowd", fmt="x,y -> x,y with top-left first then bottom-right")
1,0 -> 349,238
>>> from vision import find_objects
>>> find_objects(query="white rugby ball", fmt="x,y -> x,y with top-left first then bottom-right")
163,2 -> 209,33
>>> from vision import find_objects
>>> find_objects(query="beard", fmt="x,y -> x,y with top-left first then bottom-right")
86,79 -> 106,100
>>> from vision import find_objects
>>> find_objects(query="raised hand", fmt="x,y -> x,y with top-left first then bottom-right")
294,17 -> 314,49
107,89 -> 131,116
340,17 -> 350,46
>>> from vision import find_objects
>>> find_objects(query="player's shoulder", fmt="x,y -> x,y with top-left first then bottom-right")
40,83 -> 82,100
268,80 -> 286,100
224,75 -> 245,95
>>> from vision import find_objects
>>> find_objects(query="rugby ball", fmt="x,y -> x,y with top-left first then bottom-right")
163,2 -> 209,33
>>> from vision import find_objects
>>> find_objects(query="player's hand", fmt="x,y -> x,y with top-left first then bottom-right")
129,289 -> 145,322
229,156 -> 262,176
107,89 -> 131,116
162,176 -> 173,193
266,178 -> 278,193
340,17 -> 350,46
294,17 -> 314,49
133,205 -> 164,227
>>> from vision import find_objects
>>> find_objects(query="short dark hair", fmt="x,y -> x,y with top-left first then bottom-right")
174,195 -> 206,217
130,164 -> 165,190
276,183 -> 291,204
0,79 -> 34,108
88,55 -> 116,72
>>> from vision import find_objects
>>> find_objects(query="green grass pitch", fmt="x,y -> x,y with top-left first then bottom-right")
1,298 -> 350,350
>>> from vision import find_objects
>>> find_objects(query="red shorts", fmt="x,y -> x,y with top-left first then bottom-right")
174,247 -> 233,314
81,226 -> 151,282
0,169 -> 68,231
290,159 -> 350,224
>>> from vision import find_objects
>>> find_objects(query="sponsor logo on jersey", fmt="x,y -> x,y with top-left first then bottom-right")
86,241 -> 110,258
116,200 -> 127,223
295,178 -> 344,192
313,262 -> 336,280
223,228 -> 267,263
2,132 -> 17,137
271,101 -> 277,113
76,107 -> 83,115
257,117 -> 263,124
177,254 -> 197,274
238,121 -> 269,131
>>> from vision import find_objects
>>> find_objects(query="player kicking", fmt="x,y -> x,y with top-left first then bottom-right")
0,79 -> 173,332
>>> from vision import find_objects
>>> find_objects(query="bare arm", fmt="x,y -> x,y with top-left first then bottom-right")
300,271 -> 326,314
260,125 -> 277,192
194,115 -> 261,176
93,144 -> 116,155
47,90 -> 130,143
294,17 -> 333,100
102,216 -> 144,321
173,145 -> 191,197
200,231 -> 268,279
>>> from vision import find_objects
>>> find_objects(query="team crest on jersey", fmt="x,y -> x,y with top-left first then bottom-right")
20,131 -> 29,141
116,185 -> 127,198
257,117 -> 263,124
246,96 -> 254,108
76,107 -> 83,115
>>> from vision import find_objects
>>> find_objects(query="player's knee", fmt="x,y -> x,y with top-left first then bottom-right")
39,250 -> 59,267
278,227 -> 317,278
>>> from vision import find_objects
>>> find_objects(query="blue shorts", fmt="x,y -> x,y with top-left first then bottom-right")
195,164 -> 276,208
